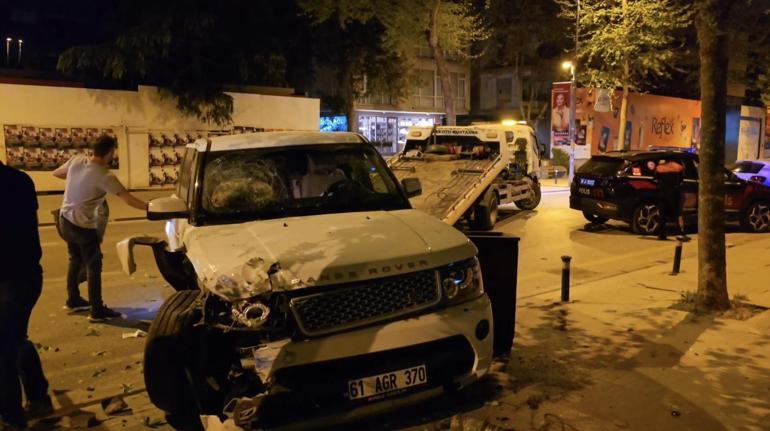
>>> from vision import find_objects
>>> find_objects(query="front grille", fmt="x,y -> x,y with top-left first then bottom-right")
290,269 -> 441,336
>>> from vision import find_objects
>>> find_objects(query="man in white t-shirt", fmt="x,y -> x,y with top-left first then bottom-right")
53,136 -> 147,321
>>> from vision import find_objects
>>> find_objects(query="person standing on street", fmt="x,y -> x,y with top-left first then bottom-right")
53,135 -> 148,321
0,161 -> 53,430
654,158 -> 689,241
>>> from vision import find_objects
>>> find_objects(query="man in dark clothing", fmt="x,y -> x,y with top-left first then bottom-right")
654,159 -> 688,241
0,161 -> 53,430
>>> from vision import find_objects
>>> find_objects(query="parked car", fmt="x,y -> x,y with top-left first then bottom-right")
570,150 -> 770,234
117,132 -> 498,430
729,159 -> 770,187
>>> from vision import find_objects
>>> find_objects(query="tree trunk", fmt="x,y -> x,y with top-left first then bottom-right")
340,61 -> 356,132
695,0 -> 732,312
428,0 -> 456,126
616,0 -> 629,151
617,83 -> 629,150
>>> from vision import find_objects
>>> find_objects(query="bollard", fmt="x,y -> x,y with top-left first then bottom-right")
561,255 -> 572,302
670,240 -> 683,275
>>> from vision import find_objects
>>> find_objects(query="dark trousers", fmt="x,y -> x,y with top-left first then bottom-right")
60,217 -> 104,308
656,190 -> 683,237
0,276 -> 50,428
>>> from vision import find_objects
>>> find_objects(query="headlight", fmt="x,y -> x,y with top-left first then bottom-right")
231,299 -> 270,329
440,257 -> 483,304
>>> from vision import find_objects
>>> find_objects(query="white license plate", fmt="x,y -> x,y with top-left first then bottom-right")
347,365 -> 427,400
578,187 -> 591,195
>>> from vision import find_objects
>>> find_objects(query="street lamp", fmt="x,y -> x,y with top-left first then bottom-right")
562,61 -> 576,184
17,39 -> 22,66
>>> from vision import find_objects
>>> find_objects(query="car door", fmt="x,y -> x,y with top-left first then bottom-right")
681,157 -> 699,214
724,168 -> 748,215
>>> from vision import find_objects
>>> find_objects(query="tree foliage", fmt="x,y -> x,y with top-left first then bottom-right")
481,0 -> 571,125
57,0 -> 302,125
300,0 -> 488,125
310,18 -> 412,128
557,0 -> 691,92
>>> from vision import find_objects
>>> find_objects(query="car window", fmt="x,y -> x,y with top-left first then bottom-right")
628,158 -> 661,177
577,157 -> 624,176
683,158 -> 698,179
530,133 -> 540,158
729,161 -> 763,174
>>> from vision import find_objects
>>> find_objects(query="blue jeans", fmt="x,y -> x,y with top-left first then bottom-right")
0,275 -> 49,428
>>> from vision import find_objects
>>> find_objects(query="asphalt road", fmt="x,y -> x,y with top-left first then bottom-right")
28,191 -> 751,430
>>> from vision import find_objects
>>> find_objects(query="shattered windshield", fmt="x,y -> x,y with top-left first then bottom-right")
403,136 -> 500,160
199,144 -> 409,221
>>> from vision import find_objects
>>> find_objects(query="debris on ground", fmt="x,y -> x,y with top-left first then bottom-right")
92,350 -> 107,357
60,410 -> 97,429
101,396 -> 130,415
121,383 -> 133,394
122,329 -> 148,339
91,368 -> 107,378
141,416 -> 166,428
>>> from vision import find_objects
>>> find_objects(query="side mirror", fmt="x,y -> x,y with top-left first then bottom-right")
147,196 -> 189,220
538,143 -> 546,156
401,178 -> 422,198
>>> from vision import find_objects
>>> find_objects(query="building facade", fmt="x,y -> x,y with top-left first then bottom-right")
354,45 -> 470,155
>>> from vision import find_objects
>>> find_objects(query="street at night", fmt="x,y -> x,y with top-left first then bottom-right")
22,189 -> 770,430
3,0 -> 770,430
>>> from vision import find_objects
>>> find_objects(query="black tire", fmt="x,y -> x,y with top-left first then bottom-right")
474,190 -> 499,230
514,180 -> 541,210
741,201 -> 770,232
632,202 -> 661,235
144,290 -> 205,431
583,211 -> 609,224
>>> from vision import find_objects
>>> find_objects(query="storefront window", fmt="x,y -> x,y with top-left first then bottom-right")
358,115 -> 398,154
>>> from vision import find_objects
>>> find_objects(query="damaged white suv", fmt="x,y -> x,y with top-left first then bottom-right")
118,132 -> 494,430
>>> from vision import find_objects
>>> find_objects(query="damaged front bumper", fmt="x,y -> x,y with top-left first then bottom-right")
205,293 -> 494,430
117,235 -> 197,291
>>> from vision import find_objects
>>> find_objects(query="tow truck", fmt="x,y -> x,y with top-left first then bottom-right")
388,123 -> 545,230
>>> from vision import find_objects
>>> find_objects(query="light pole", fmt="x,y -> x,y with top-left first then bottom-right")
17,39 -> 22,66
562,61 -> 576,183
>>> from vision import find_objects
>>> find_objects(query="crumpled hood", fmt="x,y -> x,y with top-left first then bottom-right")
184,210 -> 476,300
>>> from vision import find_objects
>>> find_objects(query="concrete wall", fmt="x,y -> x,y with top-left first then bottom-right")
0,83 -> 320,191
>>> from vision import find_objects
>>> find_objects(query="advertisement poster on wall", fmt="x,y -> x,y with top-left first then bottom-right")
3,124 -> 118,171
148,131 -> 203,188
147,126 -> 264,188
551,82 -> 572,151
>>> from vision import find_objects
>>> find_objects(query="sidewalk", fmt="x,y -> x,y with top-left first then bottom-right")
414,234 -> 770,431
37,190 -> 172,225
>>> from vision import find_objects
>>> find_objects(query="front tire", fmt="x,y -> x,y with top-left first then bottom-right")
741,201 -> 770,232
514,179 -> 541,210
583,211 -> 609,224
144,291 -> 205,431
632,202 -> 661,235
474,190 -> 499,230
